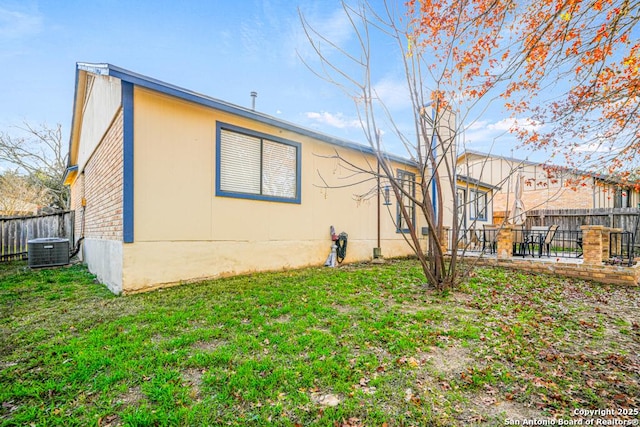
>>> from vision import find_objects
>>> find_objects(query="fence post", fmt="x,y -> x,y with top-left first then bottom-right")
497,225 -> 513,259
581,225 -> 604,265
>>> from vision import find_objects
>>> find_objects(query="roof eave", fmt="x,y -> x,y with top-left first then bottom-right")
67,65 -> 90,170
78,63 -> 415,168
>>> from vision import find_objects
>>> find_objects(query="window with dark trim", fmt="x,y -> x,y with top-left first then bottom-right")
216,123 -> 301,203
469,189 -> 488,221
396,169 -> 416,232
614,188 -> 630,208
456,187 -> 466,228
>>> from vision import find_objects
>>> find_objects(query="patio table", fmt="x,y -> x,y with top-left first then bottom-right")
519,226 -> 550,258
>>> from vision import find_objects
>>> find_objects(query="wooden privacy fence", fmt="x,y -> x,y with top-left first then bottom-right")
0,211 -> 74,261
525,208 -> 640,233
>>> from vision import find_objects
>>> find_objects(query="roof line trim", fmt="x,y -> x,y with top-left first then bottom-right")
76,62 -> 415,167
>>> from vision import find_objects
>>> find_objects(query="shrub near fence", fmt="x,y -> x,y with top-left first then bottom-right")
0,211 -> 74,261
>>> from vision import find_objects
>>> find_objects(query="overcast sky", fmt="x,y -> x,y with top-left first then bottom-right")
0,0 -> 539,163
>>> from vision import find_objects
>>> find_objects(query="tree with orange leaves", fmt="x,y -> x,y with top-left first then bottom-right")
300,0 -> 636,289
407,0 -> 638,176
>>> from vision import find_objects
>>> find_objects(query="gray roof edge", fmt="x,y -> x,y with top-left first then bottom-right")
457,174 -> 502,190
76,62 -> 415,167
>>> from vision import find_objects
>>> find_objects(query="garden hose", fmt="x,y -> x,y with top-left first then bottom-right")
336,232 -> 348,264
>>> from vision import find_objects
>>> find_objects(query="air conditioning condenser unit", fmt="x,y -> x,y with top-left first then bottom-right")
28,238 -> 70,268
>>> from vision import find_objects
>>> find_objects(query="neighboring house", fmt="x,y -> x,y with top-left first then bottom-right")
64,63 -> 443,294
457,150 -> 640,218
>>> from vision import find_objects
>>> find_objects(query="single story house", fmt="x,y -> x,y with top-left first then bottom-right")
457,150 -> 640,218
64,63 -> 450,294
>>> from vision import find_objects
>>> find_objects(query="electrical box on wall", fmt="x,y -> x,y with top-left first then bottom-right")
28,238 -> 70,268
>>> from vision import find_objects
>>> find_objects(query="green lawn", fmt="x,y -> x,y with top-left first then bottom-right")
1,259 -> 638,426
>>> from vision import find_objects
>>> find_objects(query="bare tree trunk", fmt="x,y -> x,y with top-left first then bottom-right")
300,1 -> 464,290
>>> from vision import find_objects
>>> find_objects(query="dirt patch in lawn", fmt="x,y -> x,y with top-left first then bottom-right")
271,314 -> 291,324
461,394 -> 546,425
149,333 -> 167,345
191,339 -> 225,352
332,304 -> 356,315
451,291 -> 475,306
115,385 -> 145,407
396,302 -> 427,314
181,368 -> 205,400
423,345 -> 473,375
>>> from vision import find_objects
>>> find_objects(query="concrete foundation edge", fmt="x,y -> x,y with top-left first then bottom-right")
83,238 -> 123,294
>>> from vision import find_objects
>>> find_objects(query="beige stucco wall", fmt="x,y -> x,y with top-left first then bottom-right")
122,87 -> 425,293
77,75 -> 122,172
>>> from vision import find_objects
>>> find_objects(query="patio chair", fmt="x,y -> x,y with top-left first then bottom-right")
482,224 -> 498,253
512,224 -> 528,257
576,235 -> 583,258
468,229 -> 481,251
540,225 -> 559,257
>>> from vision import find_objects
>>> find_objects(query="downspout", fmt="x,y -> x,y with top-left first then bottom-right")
70,198 -> 86,258
377,155 -> 381,249
374,129 -> 382,259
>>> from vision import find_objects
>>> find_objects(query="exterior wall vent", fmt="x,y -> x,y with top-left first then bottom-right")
28,238 -> 70,268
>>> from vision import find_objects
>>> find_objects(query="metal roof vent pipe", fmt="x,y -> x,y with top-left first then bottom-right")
251,91 -> 257,111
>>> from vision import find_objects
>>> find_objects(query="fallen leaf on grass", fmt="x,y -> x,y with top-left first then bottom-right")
339,417 -> 362,427
469,414 -> 486,423
98,415 -> 120,427
404,388 -> 413,402
311,393 -> 341,407
396,356 -> 420,367
481,396 -> 497,405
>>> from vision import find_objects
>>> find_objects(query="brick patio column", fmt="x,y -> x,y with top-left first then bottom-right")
581,225 -> 604,265
441,226 -> 450,254
601,227 -> 611,260
497,225 -> 513,259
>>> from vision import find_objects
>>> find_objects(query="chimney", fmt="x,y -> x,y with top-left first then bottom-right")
251,91 -> 257,111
